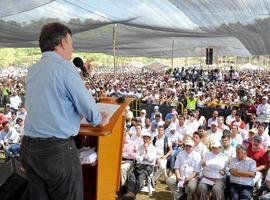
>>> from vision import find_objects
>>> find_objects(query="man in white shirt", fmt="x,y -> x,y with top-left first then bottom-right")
0,121 -> 20,157
221,134 -> 236,159
257,123 -> 270,148
197,140 -> 228,200
208,121 -> 223,143
207,110 -> 219,127
256,96 -> 270,133
124,131 -> 157,198
226,109 -> 237,126
193,131 -> 208,159
166,138 -> 201,200
229,144 -> 256,200
9,91 -> 22,111
139,109 -> 147,128
165,124 -> 183,170
217,116 -> 230,132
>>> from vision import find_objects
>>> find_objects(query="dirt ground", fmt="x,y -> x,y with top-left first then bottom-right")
136,179 -> 173,200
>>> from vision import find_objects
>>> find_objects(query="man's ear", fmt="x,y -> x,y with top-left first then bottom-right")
60,37 -> 66,49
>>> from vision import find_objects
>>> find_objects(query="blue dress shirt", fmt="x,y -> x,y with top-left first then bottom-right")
24,52 -> 102,138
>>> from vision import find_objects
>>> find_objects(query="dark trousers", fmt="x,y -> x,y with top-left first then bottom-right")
20,137 -> 83,200
230,182 -> 253,200
127,164 -> 154,194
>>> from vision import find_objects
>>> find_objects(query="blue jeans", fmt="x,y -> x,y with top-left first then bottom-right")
5,143 -> 21,156
169,147 -> 182,169
20,136 -> 83,200
230,182 -> 253,200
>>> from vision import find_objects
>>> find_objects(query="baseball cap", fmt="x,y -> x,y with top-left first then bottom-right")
142,131 -> 152,138
154,105 -> 159,110
169,124 -> 177,131
249,128 -> 258,134
141,109 -> 146,113
211,140 -> 222,148
253,135 -> 262,142
185,138 -> 194,146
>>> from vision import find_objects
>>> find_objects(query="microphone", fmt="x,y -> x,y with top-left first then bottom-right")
73,57 -> 89,77
73,57 -> 99,102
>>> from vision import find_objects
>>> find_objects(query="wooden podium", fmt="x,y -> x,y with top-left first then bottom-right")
75,97 -> 132,200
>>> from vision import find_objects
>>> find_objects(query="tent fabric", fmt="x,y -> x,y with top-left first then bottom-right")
143,61 -> 169,71
0,0 -> 270,57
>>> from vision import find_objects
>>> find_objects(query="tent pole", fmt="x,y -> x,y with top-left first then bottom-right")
113,24 -> 117,79
171,39 -> 174,71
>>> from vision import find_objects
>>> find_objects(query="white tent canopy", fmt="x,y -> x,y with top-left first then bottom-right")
239,63 -> 262,70
1,1 -> 270,57
143,61 -> 169,71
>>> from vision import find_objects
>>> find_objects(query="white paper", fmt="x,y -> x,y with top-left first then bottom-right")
201,177 -> 215,186
78,146 -> 97,164
81,103 -> 120,125
177,177 -> 185,187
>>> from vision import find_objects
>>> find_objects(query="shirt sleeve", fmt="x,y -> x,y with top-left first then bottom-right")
64,68 -> 102,127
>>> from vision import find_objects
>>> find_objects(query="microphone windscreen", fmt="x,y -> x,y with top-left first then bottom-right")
73,57 -> 84,68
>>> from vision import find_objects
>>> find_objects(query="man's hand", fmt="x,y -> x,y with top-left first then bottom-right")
201,161 -> 206,167
100,111 -> 109,126
84,59 -> 93,76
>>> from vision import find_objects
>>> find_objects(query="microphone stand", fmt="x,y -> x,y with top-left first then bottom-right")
83,72 -> 100,103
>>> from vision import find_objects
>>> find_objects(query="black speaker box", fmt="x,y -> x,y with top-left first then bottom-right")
0,158 -> 28,200
206,48 -> 213,65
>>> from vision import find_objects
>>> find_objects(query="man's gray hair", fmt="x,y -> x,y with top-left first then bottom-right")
236,144 -> 247,153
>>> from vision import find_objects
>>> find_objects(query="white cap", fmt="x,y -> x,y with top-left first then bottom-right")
211,121 -> 218,126
211,140 -> 222,148
169,124 -> 177,131
141,109 -> 146,113
185,138 -> 194,146
141,130 -> 152,138
154,105 -> 159,110
262,96 -> 268,100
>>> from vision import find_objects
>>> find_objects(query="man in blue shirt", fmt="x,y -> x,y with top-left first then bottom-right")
20,22 -> 107,200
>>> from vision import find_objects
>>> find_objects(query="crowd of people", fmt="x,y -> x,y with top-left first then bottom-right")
0,63 -> 270,200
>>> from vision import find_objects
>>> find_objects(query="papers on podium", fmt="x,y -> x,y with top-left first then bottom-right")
81,103 -> 120,125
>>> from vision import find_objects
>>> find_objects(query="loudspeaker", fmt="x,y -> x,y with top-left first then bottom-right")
206,48 -> 213,65
0,158 -> 28,200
